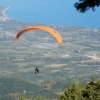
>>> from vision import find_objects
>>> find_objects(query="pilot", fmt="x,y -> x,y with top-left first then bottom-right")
35,67 -> 39,74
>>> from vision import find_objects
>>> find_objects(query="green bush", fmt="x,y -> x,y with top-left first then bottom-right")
57,77 -> 100,100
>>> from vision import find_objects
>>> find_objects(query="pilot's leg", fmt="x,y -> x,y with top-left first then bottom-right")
35,71 -> 37,74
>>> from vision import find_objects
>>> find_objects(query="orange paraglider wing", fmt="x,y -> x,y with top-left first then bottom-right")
14,26 -> 62,44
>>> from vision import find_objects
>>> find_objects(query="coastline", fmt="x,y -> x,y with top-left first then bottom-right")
2,7 -> 10,20
0,6 -> 99,28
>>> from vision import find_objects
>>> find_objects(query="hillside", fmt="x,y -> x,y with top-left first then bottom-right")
0,77 -> 57,100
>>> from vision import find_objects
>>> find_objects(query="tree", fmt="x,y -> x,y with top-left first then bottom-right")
57,78 -> 100,100
82,78 -> 100,100
19,97 -> 27,100
33,96 -> 48,100
57,81 -> 84,100
74,0 -> 100,13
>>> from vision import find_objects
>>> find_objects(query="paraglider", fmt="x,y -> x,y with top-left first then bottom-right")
14,25 -> 62,74
14,25 -> 62,44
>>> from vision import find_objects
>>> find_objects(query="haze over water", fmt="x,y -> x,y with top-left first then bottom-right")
0,0 -> 100,28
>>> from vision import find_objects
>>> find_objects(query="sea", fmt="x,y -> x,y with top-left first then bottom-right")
0,0 -> 100,28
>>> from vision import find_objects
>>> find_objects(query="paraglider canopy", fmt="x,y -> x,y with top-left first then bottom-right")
14,25 -> 62,44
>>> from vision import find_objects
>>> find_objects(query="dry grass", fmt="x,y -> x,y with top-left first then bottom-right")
46,64 -> 68,68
